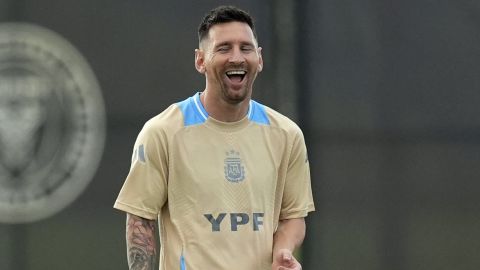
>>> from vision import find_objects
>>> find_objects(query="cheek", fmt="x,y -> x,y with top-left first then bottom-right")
205,66 -> 224,81
204,57 -> 218,71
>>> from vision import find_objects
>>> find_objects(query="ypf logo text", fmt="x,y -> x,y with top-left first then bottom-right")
204,212 -> 264,232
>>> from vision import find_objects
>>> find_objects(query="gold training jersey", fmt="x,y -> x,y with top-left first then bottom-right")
114,93 -> 315,270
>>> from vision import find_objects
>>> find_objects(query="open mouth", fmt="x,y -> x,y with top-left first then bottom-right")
226,70 -> 246,83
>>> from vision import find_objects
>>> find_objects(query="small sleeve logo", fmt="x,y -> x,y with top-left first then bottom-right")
131,144 -> 146,164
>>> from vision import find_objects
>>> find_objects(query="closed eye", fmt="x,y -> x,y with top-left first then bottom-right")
241,45 -> 254,52
216,45 -> 231,52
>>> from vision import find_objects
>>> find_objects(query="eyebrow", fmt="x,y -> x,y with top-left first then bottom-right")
214,42 -> 231,48
214,40 -> 256,48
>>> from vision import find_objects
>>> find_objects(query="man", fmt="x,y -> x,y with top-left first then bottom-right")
114,6 -> 315,270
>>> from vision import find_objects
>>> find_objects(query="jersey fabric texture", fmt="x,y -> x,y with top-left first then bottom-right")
114,92 -> 315,270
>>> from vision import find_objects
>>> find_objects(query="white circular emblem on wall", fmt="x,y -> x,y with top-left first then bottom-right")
0,23 -> 106,223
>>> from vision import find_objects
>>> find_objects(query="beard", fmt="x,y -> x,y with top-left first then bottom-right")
205,63 -> 259,105
219,71 -> 256,105
220,83 -> 250,104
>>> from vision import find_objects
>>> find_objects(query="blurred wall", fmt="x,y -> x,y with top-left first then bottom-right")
0,1 -> 479,270
300,1 -> 480,270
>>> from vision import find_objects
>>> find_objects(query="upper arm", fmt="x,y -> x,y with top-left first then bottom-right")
280,129 -> 315,220
114,124 -> 169,219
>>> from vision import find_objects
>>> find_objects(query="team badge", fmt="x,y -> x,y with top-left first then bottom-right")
0,23 -> 106,223
224,150 -> 245,183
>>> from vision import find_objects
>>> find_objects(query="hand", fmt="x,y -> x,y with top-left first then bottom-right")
272,249 -> 302,270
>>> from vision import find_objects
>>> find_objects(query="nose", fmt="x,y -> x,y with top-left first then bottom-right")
228,47 -> 245,64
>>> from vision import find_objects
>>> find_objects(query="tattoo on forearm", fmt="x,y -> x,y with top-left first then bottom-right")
126,214 -> 157,270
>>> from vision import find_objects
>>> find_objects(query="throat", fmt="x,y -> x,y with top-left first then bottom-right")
202,93 -> 249,122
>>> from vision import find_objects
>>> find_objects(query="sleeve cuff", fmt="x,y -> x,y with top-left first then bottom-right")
113,201 -> 158,220
279,204 -> 315,220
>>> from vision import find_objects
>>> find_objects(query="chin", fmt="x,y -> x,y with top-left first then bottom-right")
224,89 -> 249,104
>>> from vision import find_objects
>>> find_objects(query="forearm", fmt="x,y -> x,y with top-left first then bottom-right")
126,213 -> 157,270
273,218 -> 306,255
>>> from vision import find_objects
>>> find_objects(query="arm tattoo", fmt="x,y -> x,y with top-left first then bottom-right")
126,213 -> 157,270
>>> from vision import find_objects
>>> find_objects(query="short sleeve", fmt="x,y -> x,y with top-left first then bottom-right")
280,128 -> 315,220
113,123 -> 168,220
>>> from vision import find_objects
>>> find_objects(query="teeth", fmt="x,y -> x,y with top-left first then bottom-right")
226,70 -> 246,75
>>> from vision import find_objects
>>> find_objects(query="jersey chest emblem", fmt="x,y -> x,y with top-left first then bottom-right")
224,150 -> 245,183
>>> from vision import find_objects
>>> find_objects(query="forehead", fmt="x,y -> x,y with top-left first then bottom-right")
206,21 -> 257,46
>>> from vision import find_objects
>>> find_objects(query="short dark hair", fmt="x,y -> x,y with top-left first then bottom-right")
198,6 -> 257,45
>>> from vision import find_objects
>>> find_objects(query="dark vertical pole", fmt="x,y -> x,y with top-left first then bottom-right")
271,0 -> 299,120
10,225 -> 28,270
294,0 -> 311,128
1,224 -> 28,270
294,1 -> 320,270
0,225 -> 10,269
271,0 -> 319,269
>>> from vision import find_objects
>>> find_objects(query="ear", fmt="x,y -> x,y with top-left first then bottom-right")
195,49 -> 206,74
257,47 -> 263,72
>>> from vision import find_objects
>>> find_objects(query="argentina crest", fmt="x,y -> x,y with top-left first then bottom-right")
224,150 -> 245,183
0,23 -> 106,223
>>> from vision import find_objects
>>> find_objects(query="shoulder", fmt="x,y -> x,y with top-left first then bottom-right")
257,102 -> 303,137
142,104 -> 183,134
137,101 -> 189,145
139,93 -> 208,139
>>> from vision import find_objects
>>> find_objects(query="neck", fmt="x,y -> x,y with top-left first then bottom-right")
200,91 -> 250,122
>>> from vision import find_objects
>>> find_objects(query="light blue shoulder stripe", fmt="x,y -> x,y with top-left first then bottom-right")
249,100 -> 270,125
180,254 -> 186,270
177,94 -> 269,126
177,93 -> 208,126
